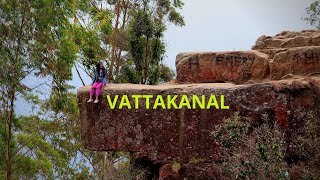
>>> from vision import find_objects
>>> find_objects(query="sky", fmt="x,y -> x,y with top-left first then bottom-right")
16,0 -> 316,115
162,0 -> 315,69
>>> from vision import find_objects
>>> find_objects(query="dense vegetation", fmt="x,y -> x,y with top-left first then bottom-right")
213,112 -> 320,179
0,0 -> 184,179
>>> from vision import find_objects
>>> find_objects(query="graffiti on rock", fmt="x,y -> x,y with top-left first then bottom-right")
215,54 -> 255,67
187,55 -> 200,70
293,49 -> 320,64
186,54 -> 257,80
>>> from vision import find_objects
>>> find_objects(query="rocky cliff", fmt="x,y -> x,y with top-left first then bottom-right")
176,30 -> 320,84
77,30 -> 320,179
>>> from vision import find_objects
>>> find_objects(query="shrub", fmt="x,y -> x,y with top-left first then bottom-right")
213,112 -> 289,179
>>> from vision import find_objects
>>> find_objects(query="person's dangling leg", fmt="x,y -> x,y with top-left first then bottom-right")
94,81 -> 103,103
88,82 -> 98,102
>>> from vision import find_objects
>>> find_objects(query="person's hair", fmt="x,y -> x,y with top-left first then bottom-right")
96,62 -> 104,71
95,62 -> 106,76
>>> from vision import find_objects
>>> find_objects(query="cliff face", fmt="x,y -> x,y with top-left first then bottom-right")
77,30 -> 320,179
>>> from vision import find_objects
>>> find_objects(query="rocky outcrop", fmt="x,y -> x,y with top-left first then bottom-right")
175,51 -> 270,84
78,77 -> 320,179
253,30 -> 320,81
252,30 -> 320,50
77,30 -> 320,179
176,30 -> 320,84
270,46 -> 320,80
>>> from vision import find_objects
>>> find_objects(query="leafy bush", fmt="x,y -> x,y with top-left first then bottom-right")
289,112 -> 320,179
213,112 -> 289,179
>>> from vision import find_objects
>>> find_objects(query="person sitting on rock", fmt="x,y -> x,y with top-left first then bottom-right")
87,62 -> 107,103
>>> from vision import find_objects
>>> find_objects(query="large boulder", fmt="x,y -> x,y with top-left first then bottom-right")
270,46 -> 320,80
252,30 -> 320,50
175,51 -> 270,84
78,77 -> 320,179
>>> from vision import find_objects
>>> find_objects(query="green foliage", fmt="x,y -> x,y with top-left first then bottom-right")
188,157 -> 206,164
214,112 -> 320,179
0,0 -> 184,179
115,59 -> 141,83
73,2 -> 113,69
213,112 -> 288,179
0,0 -> 81,178
71,0 -> 182,84
73,25 -> 104,69
305,0 -> 320,29
155,0 -> 185,27
0,92 -> 94,179
127,6 -> 172,84
289,112 -> 320,179
159,64 -> 175,83
169,9 -> 185,26
0,0 -> 111,178
0,0 -> 78,107
213,112 -> 251,152
172,161 -> 181,173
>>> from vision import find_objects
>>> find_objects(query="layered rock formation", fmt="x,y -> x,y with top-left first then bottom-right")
77,30 -> 320,179
175,51 -> 270,84
252,30 -> 320,50
176,30 -> 320,84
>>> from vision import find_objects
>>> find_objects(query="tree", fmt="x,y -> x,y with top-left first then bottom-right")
72,0 -> 126,82
72,0 -> 113,80
126,0 -> 184,84
305,0 -> 320,29
0,0 -> 185,179
159,64 -> 175,83
0,0 -> 77,179
74,0 -> 183,85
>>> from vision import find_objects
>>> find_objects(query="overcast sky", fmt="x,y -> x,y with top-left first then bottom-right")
163,0 -> 315,69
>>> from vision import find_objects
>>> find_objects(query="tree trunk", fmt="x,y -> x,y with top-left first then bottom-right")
6,89 -> 15,180
143,36 -> 150,84
114,0 -> 129,78
115,48 -> 122,77
75,64 -> 85,86
109,0 -> 122,82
